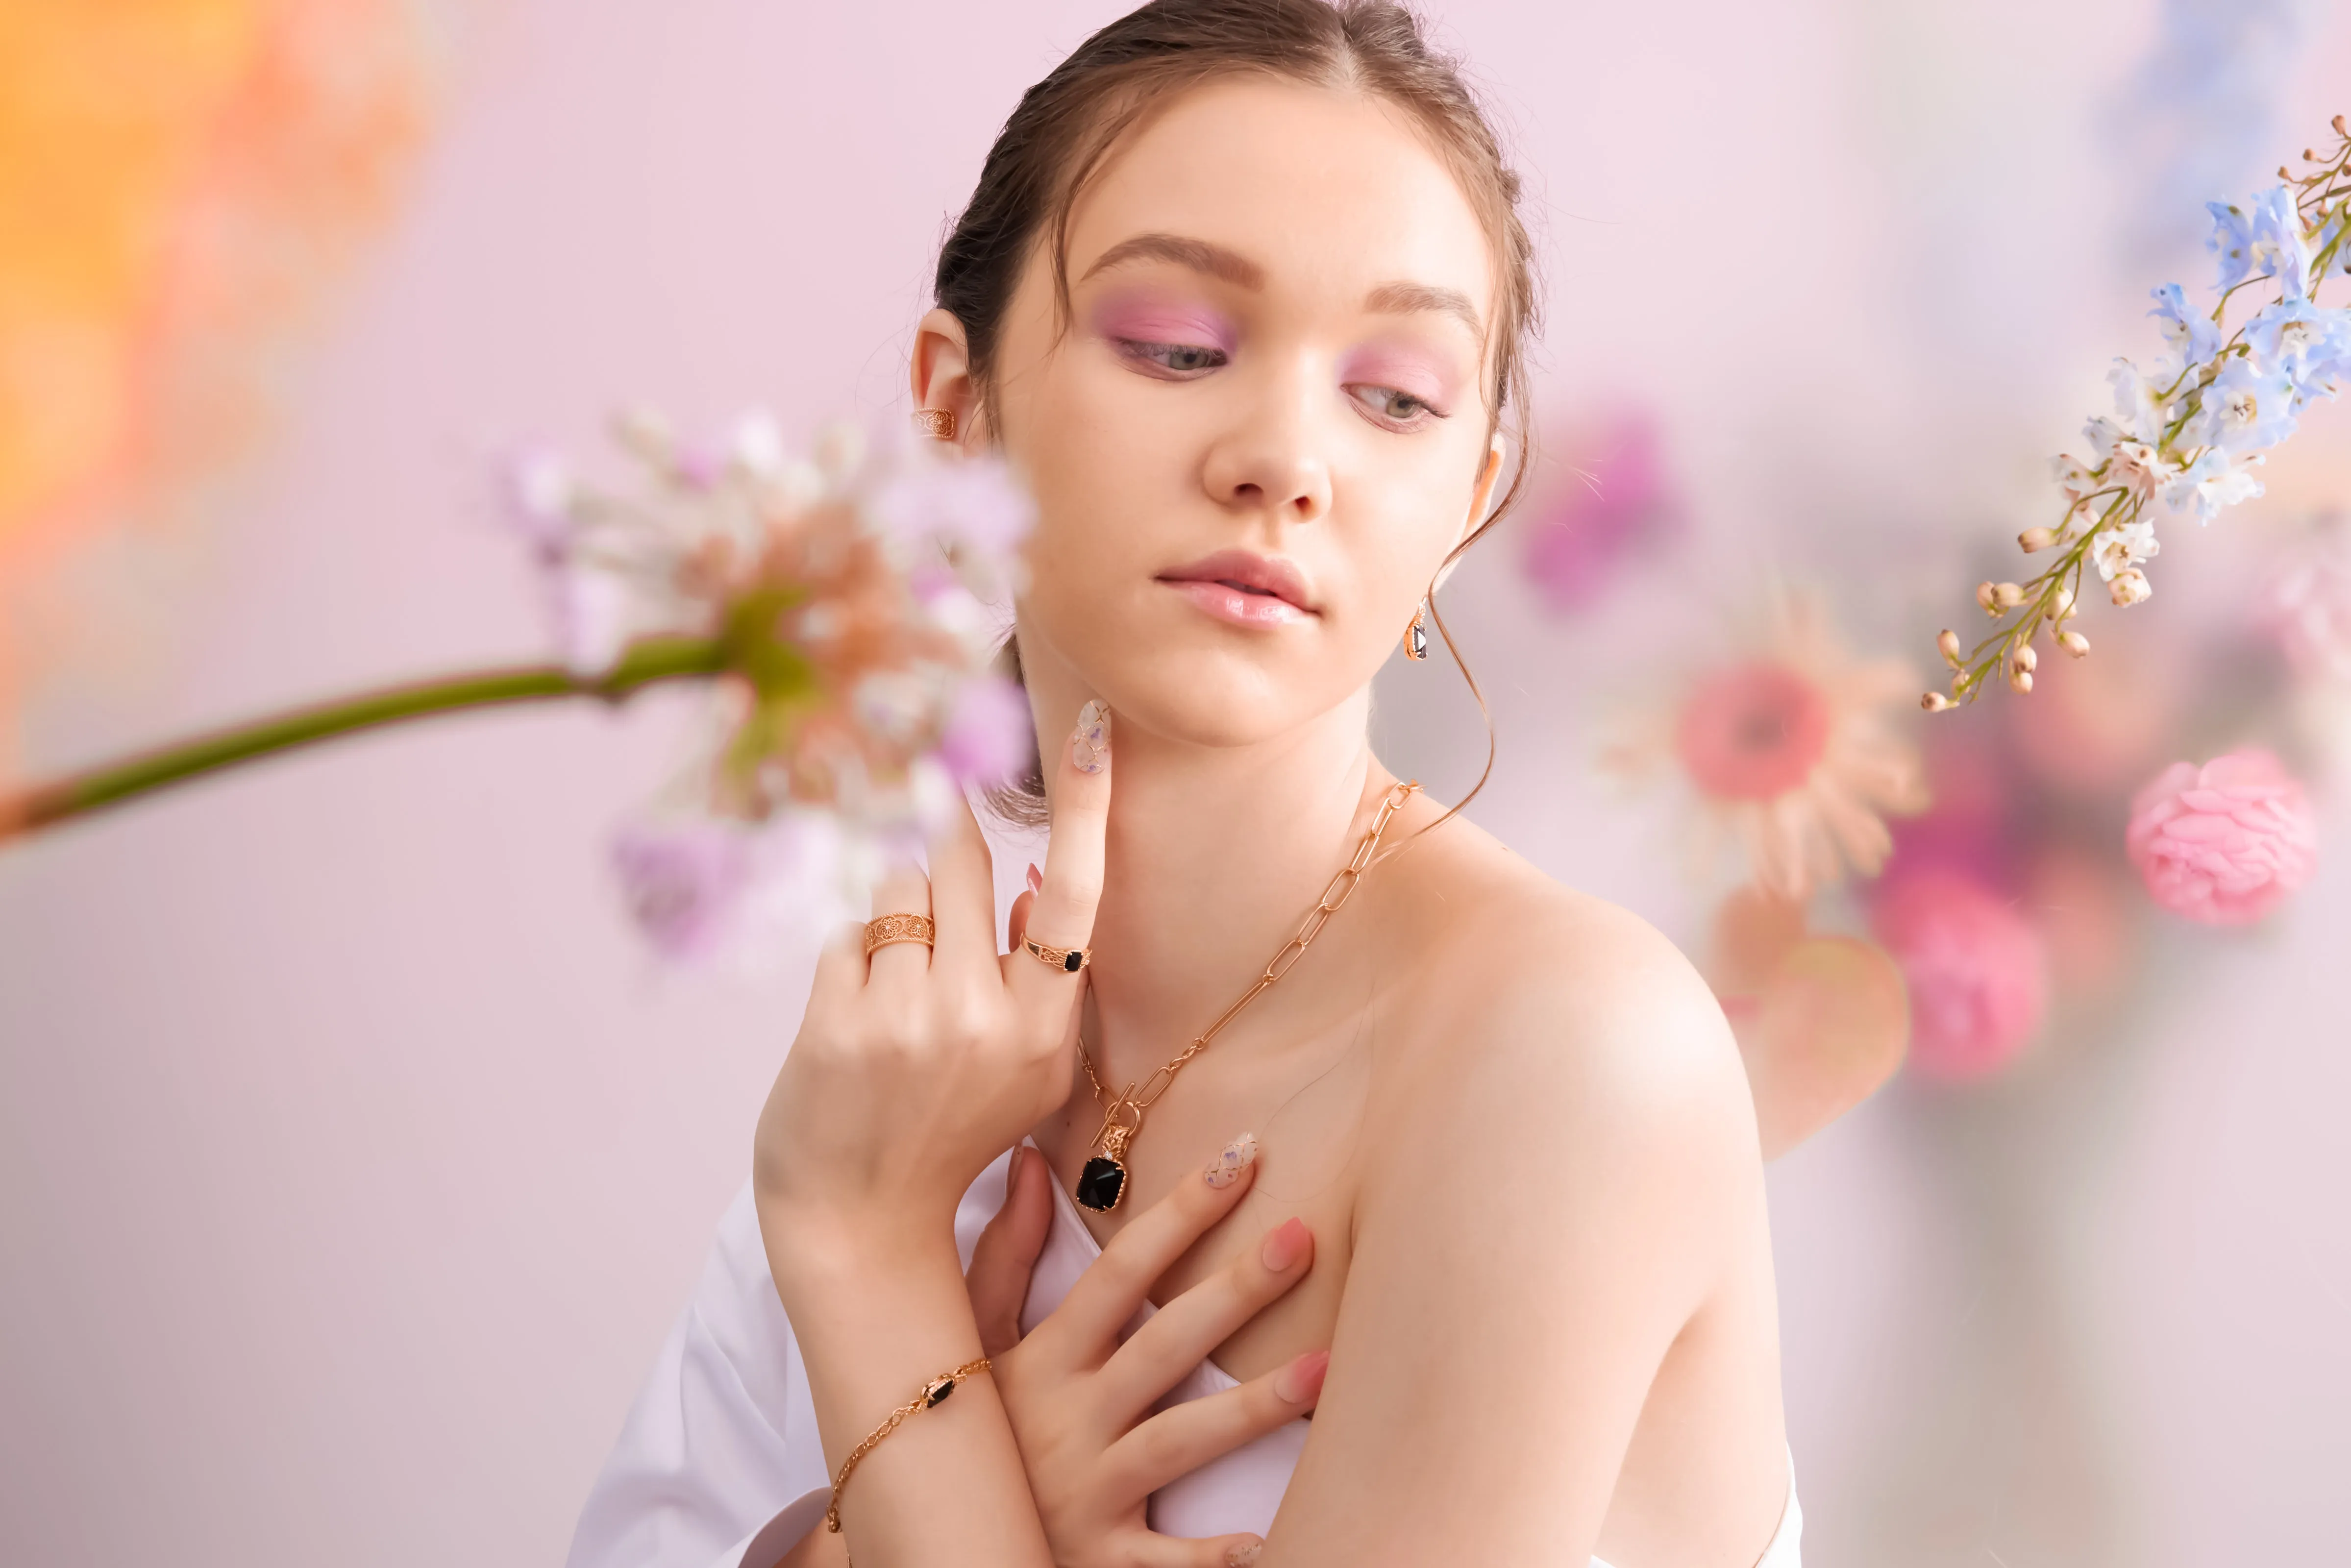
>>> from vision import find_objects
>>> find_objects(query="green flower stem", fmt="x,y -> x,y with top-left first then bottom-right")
0,635 -> 727,844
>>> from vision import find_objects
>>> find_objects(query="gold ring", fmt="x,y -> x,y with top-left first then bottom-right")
1022,932 -> 1089,974
864,913 -> 937,955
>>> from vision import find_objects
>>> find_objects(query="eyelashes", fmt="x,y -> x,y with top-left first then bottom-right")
1116,338 -> 1231,376
1111,337 -> 1451,429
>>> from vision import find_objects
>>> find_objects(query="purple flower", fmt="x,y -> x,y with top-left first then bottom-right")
611,819 -> 760,963
869,457 -> 1036,559
1521,415 -> 1683,615
935,673 -> 1033,788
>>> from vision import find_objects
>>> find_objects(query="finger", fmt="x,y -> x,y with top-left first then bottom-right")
967,1146 -> 1053,1357
1007,701 -> 1110,1010
808,918 -> 871,1020
1101,1528 -> 1268,1568
1048,1131 -> 1257,1353
864,860 -> 934,987
1101,1350 -> 1329,1501
1096,1214 -> 1314,1426
926,792 -> 998,979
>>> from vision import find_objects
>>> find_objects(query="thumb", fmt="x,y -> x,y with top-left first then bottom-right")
967,1146 -> 1053,1356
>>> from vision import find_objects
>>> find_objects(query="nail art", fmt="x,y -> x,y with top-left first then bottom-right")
1204,1132 -> 1258,1188
1025,862 -> 1043,896
1225,1542 -> 1264,1567
1071,699 -> 1111,774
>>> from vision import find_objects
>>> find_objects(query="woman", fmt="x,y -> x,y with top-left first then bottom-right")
572,3 -> 1800,1564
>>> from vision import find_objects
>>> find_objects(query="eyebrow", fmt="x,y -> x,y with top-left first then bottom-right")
1077,231 -> 1484,341
1364,280 -> 1483,342
1079,233 -> 1264,289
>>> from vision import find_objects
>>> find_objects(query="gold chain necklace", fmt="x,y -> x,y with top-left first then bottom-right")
1069,779 -> 1419,1212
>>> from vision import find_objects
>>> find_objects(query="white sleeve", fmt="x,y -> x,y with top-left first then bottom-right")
567,1157 -> 1014,1568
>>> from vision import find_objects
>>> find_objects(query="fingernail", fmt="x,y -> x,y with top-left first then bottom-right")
1204,1132 -> 1258,1189
1071,700 -> 1111,774
1225,1540 -> 1264,1566
1260,1216 -> 1309,1272
1025,862 -> 1043,895
1273,1349 -> 1329,1405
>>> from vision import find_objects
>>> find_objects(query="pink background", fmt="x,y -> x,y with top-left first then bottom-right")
3,2 -> 2348,1563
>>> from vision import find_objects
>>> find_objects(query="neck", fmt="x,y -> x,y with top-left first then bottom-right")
1029,681 -> 1392,1086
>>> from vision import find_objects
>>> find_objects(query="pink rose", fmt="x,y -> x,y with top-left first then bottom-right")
2126,749 -> 2319,925
1869,869 -> 2049,1082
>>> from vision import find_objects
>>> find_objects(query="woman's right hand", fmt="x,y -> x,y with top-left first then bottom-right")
966,1140 -> 1330,1568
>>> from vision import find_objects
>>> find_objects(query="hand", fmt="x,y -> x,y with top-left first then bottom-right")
967,1140 -> 1331,1568
754,702 -> 1114,1271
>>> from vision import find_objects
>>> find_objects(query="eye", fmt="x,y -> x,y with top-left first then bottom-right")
1119,340 -> 1228,376
1348,383 -> 1445,428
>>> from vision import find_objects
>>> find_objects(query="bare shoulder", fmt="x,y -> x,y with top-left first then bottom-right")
1366,807 -> 1762,1208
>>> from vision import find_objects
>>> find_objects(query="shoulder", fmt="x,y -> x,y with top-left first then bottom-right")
1363,809 -> 1761,1244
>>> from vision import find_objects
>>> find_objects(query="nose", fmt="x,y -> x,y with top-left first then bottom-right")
1199,366 -> 1333,528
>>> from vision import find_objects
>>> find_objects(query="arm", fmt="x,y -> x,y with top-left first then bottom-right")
1265,906 -> 1768,1563
750,716 -> 1115,1568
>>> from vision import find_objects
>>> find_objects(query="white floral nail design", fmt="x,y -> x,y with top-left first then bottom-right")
1071,699 -> 1111,774
1204,1132 -> 1258,1188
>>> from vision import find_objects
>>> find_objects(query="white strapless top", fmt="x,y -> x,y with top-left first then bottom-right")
566,1145 -> 1802,1568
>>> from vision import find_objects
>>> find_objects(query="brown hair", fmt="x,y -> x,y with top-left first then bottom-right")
940,0 -> 1539,820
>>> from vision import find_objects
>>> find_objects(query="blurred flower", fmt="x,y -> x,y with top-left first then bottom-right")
611,817 -> 764,963
936,673 -> 1033,789
2127,748 -> 2319,924
2262,515 -> 2351,684
2207,199 -> 2259,291
1610,591 -> 1928,902
504,411 -> 1035,950
1870,867 -> 2049,1082
1521,414 -> 1682,614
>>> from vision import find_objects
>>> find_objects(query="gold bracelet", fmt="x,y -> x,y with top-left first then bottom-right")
825,1356 -> 992,1537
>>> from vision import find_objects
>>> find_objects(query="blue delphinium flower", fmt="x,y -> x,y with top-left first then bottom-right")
2245,297 -> 2351,401
2248,185 -> 2314,299
2161,449 -> 2267,523
2149,282 -> 2223,373
2188,355 -> 2300,453
2207,199 -> 2256,290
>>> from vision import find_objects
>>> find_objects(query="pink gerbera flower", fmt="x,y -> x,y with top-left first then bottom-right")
1611,592 -> 1930,901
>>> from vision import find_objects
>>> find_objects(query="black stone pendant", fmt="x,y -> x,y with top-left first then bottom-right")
1075,1154 -> 1128,1212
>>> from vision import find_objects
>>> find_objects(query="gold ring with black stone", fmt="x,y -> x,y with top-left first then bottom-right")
1022,933 -> 1089,974
863,913 -> 937,955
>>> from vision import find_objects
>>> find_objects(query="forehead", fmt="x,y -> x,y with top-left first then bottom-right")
1064,75 -> 1495,318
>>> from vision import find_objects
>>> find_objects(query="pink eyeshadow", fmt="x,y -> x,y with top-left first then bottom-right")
1089,292 -> 1236,350
1338,346 -> 1457,406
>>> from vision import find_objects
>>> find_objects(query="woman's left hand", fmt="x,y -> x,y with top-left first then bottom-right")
754,709 -> 1114,1272
965,1141 -> 1331,1568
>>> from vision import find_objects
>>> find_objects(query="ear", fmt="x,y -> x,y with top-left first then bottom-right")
1435,436 -> 1508,591
911,307 -> 984,449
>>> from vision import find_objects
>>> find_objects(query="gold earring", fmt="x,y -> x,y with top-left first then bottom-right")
1403,601 -> 1430,661
912,408 -> 957,441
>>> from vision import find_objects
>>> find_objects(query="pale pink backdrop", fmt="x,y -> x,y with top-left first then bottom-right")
3,2 -> 2347,1564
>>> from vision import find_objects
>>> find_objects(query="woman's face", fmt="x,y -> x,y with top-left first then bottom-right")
974,76 -> 1503,751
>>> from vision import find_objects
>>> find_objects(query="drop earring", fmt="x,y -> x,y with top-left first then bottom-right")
1402,601 -> 1430,661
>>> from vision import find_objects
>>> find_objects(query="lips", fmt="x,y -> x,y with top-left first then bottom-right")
1156,550 -> 1318,630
